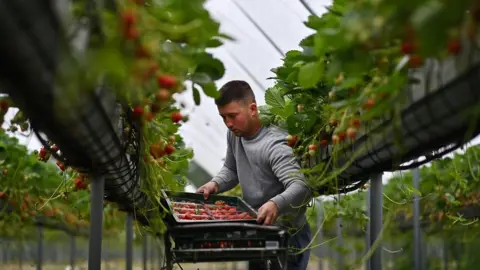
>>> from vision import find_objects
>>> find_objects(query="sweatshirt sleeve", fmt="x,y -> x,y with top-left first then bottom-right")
267,137 -> 312,215
211,132 -> 239,193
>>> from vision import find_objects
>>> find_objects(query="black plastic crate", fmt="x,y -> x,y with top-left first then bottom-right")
161,189 -> 258,224
166,222 -> 289,265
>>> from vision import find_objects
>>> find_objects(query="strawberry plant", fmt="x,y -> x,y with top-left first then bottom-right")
308,145 -> 480,269
64,0 -> 229,210
262,0 -> 479,194
0,0 -> 230,239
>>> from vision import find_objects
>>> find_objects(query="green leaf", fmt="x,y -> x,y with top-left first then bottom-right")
200,82 -> 219,99
88,48 -> 126,83
265,87 -> 285,108
304,113 -> 317,132
194,53 -> 225,80
299,34 -> 315,47
218,33 -> 235,41
298,61 -> 324,88
407,186 -> 422,196
192,86 -> 201,105
206,38 -> 223,48
285,50 -> 302,60
304,15 -> 324,30
191,72 -> 212,85
338,77 -> 363,90
259,107 -> 274,125
313,33 -> 326,57
286,115 -> 303,134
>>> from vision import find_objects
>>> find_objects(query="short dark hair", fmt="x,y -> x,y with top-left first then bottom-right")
215,80 -> 256,106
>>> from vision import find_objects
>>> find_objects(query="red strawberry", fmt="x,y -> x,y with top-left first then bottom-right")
56,161 -> 65,171
135,44 -> 150,58
408,55 -> 423,68
156,89 -> 170,102
0,100 -> 8,112
132,106 -> 144,119
320,139 -> 328,146
171,112 -> 183,123
125,26 -> 139,40
0,192 -> 7,199
39,147 -> 48,159
363,98 -> 375,109
346,127 -> 357,139
308,144 -> 318,151
286,135 -> 297,147
149,104 -> 160,115
350,118 -> 361,127
447,39 -> 461,55
150,143 -> 165,159
122,9 -> 136,26
164,145 -> 175,155
400,41 -> 416,55
51,144 -> 58,152
157,75 -> 177,89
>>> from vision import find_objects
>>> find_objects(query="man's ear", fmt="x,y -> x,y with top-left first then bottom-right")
249,103 -> 257,115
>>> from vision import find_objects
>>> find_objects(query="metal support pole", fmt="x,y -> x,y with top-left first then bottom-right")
142,233 -> 147,270
36,223 -> 43,270
126,213 -> 134,270
316,199 -> 324,270
158,237 -> 164,270
365,186 -> 371,270
19,242 -> 23,270
88,174 -> 105,270
369,173 -> 383,270
443,240 -> 448,270
412,168 -> 422,270
336,217 -> 344,270
70,234 -> 76,268
2,240 -> 6,263
149,236 -> 155,270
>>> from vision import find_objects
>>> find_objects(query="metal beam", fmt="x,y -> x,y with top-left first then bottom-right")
225,50 -> 267,92
300,0 -> 317,16
231,0 -> 285,57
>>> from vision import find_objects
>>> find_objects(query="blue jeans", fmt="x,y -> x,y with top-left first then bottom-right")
248,224 -> 312,270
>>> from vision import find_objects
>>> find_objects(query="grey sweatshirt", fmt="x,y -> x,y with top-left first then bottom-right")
211,125 -> 312,228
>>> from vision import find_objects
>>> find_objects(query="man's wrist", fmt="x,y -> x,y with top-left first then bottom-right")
268,200 -> 280,213
270,196 -> 287,214
210,180 -> 220,193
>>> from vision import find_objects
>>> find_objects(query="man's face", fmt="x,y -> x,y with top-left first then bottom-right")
218,101 -> 257,137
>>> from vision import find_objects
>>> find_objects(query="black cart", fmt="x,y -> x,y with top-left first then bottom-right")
160,190 -> 290,270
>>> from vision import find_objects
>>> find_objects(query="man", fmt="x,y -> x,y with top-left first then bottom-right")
196,80 -> 313,270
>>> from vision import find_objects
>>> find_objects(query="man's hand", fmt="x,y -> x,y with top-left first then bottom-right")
257,200 -> 279,225
196,181 -> 219,200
